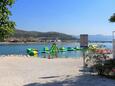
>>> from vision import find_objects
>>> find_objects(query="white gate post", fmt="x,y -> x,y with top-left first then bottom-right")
112,31 -> 115,58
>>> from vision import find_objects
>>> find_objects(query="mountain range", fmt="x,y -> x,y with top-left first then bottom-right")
7,29 -> 78,42
9,29 -> 113,42
76,35 -> 112,41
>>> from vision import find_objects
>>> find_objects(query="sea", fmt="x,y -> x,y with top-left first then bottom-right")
0,42 -> 112,58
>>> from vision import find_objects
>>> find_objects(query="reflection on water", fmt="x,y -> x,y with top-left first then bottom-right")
0,43 -> 112,58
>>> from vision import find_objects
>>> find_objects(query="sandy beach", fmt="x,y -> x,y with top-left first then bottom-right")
0,56 -> 114,86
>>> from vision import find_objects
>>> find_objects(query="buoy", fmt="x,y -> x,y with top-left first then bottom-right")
33,50 -> 38,57
26,48 -> 38,57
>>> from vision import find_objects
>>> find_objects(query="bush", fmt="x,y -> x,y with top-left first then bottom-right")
94,59 -> 115,78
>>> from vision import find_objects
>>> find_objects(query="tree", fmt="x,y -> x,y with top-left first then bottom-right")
109,13 -> 115,22
0,0 -> 15,41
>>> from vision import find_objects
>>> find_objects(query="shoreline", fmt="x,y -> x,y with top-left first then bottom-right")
0,41 -> 78,44
0,55 -> 82,59
0,41 -> 112,45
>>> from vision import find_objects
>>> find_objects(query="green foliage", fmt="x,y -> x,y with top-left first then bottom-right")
94,59 -> 115,77
109,13 -> 115,22
0,0 -> 15,41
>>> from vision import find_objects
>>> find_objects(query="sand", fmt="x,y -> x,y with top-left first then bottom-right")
0,56 -> 114,86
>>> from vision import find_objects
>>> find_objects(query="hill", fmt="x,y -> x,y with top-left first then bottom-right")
8,29 -> 78,42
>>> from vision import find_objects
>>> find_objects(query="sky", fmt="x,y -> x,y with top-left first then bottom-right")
10,0 -> 115,35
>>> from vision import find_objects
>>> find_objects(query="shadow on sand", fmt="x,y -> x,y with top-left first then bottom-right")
24,70 -> 115,86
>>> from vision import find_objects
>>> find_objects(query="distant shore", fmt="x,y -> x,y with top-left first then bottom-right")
0,41 -> 112,45
0,41 -> 79,45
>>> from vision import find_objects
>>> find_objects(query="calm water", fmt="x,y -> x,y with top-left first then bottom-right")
0,42 -> 112,58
